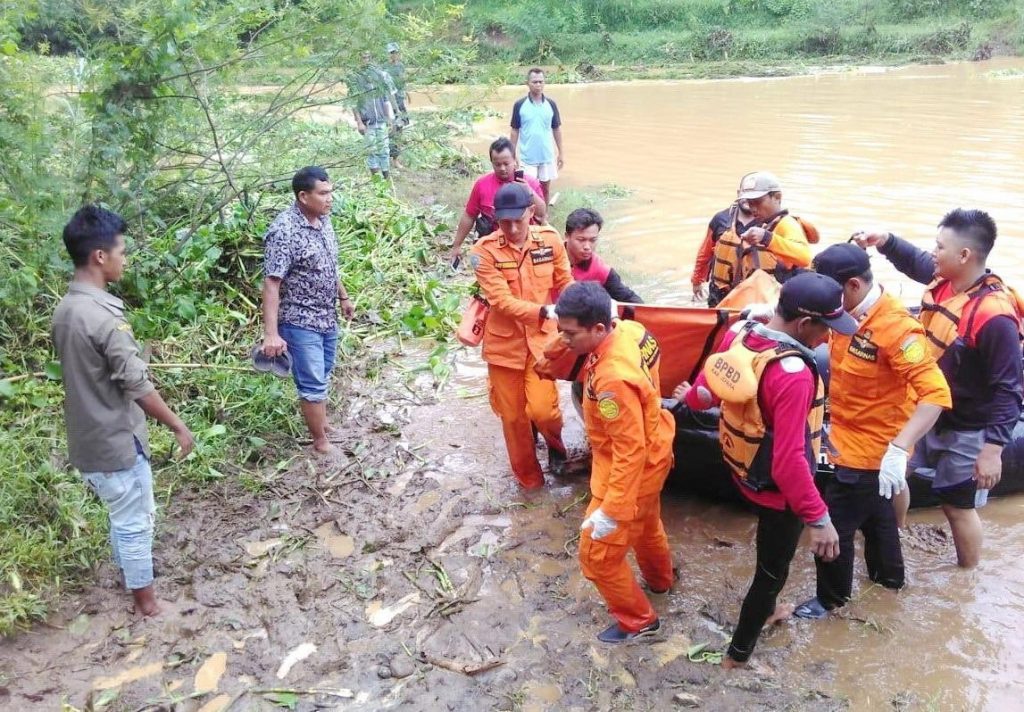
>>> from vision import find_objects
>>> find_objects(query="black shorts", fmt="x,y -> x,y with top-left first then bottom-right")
909,428 -> 983,510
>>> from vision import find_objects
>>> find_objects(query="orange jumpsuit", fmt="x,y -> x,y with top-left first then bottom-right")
579,321 -> 676,632
471,225 -> 573,488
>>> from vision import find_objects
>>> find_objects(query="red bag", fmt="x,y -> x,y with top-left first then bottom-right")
456,294 -> 490,347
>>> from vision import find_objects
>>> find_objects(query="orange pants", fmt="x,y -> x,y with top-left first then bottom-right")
579,493 -> 673,632
487,356 -> 564,488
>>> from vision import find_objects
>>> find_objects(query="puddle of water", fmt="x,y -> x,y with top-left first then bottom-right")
92,661 -> 163,690
193,651 -> 227,693
414,490 -> 442,513
313,521 -> 355,558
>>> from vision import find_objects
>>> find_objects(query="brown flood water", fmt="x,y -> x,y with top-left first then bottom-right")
449,59 -> 1024,709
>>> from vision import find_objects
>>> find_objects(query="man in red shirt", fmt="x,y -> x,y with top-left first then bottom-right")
677,272 -> 851,668
448,137 -> 547,267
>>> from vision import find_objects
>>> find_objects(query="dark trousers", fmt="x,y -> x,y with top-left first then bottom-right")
815,469 -> 905,608
728,506 -> 804,663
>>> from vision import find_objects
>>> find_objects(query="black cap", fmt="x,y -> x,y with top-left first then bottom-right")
813,243 -> 871,284
779,272 -> 858,335
493,182 -> 534,220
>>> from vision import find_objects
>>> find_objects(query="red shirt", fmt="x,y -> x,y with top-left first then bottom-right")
464,173 -> 544,220
685,327 -> 827,523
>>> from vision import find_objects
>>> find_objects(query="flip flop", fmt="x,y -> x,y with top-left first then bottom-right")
251,344 -> 292,378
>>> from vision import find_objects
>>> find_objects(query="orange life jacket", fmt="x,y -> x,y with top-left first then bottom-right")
711,210 -> 817,296
710,204 -> 744,295
704,324 -> 825,492
920,272 -> 1024,357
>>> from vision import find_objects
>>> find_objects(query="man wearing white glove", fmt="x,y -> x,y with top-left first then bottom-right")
557,282 -> 676,644
878,442 -> 909,499
794,244 -> 951,621
580,508 -> 618,540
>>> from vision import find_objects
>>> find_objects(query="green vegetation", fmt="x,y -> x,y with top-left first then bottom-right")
2,0 -> 1021,637
0,0 -> 476,634
394,0 -> 1022,73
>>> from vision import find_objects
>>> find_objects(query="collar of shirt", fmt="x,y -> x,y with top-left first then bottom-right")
588,323 -> 623,368
851,282 -> 882,321
68,281 -> 124,314
287,202 -> 325,232
751,322 -> 817,361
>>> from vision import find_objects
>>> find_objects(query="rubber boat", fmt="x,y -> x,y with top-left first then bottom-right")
612,273 -> 1024,507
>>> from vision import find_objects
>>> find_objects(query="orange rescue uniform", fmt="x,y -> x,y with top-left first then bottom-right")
471,225 -> 574,488
579,320 -> 676,632
828,288 -> 952,470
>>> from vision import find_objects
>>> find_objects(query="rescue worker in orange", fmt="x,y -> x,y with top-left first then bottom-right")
709,171 -> 812,305
854,209 -> 1023,568
694,175 -> 757,306
471,182 -> 573,489
677,272 -> 853,667
555,281 -> 675,643
790,244 -> 952,620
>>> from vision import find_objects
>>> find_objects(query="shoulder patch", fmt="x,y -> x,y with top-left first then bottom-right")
116,322 -> 133,333
469,253 -> 482,270
597,397 -> 620,420
900,335 -> 926,364
779,356 -> 806,374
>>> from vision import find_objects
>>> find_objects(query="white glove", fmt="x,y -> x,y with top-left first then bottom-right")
543,304 -> 557,319
740,302 -> 775,323
878,442 -> 909,499
580,508 -> 617,540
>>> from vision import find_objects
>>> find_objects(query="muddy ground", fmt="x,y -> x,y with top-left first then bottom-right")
2,353 -> 888,712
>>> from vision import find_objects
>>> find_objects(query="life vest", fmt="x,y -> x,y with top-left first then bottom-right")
572,253 -> 612,285
920,272 -> 1023,358
710,210 -> 817,297
710,204 -> 744,295
703,324 -> 825,492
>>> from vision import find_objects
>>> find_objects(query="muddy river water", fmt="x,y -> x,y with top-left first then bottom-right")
448,59 -> 1024,709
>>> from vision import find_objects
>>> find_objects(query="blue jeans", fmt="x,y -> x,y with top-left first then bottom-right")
82,454 -> 155,590
279,323 -> 338,402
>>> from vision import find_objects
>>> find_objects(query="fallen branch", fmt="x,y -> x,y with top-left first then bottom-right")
421,654 -> 505,676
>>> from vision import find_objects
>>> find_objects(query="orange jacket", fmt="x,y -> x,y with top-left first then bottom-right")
471,225 -> 573,370
829,288 -> 952,470
582,321 -> 675,522
691,226 -> 715,287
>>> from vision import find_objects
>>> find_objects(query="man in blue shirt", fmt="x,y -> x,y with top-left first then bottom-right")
510,68 -> 564,203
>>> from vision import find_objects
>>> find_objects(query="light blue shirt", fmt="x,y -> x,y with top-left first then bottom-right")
510,94 -> 562,165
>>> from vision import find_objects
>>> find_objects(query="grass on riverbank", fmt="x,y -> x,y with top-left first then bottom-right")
393,0 -> 1023,72
0,136 -> 470,637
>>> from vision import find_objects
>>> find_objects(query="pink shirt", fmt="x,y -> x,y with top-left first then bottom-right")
685,328 -> 826,523
465,173 -> 544,220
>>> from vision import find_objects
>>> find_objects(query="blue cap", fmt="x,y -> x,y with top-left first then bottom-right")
779,272 -> 858,335
493,182 -> 534,220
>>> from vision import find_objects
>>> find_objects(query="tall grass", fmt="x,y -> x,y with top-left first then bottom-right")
432,0 -> 1022,64
0,131 -> 467,636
